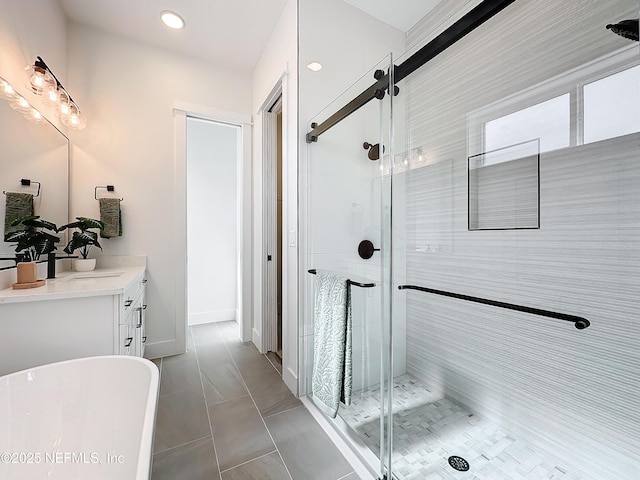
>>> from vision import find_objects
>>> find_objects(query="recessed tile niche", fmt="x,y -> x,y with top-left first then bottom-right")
468,139 -> 540,230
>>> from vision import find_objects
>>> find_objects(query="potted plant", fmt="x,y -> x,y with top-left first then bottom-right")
6,215 -> 60,284
58,217 -> 105,271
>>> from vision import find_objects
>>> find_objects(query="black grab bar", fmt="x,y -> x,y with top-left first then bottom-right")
308,269 -> 375,288
398,284 -> 590,330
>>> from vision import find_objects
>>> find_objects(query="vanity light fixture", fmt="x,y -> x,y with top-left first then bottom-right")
161,10 -> 185,29
307,62 -> 323,72
25,56 -> 86,129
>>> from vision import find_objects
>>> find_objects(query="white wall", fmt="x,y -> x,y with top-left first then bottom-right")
298,0 -> 406,395
251,0 -> 298,392
66,23 -> 252,358
187,118 -> 239,325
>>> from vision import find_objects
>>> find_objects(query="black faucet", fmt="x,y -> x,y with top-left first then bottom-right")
47,252 -> 57,279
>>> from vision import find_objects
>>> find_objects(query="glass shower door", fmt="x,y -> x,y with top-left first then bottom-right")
305,54 -> 396,479
390,1 -> 640,479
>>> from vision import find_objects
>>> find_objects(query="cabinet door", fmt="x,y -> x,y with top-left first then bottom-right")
133,304 -> 145,357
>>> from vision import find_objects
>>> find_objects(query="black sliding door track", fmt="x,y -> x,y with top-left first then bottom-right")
305,0 -> 518,143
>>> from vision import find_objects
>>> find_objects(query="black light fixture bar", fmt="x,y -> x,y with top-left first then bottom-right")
306,0 -> 518,143
398,284 -> 590,330
34,56 -> 77,105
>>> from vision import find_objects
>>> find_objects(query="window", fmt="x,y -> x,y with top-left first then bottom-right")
467,46 -> 639,231
583,65 -> 640,144
484,94 -> 570,165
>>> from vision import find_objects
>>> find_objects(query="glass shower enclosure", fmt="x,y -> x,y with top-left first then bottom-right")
305,1 -> 639,479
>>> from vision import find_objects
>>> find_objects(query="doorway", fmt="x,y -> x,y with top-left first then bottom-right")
186,117 -> 241,327
262,94 -> 284,356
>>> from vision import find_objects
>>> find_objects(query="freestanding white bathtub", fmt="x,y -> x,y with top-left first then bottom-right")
0,355 -> 159,479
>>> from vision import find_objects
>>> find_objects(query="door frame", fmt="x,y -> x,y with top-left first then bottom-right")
174,101 -> 253,352
261,88 -> 283,354
255,71 -> 299,393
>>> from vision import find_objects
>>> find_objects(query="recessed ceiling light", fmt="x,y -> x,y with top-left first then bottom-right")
307,62 -> 323,72
161,10 -> 185,29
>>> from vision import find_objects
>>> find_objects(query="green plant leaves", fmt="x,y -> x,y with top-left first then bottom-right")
6,216 -> 60,260
58,217 -> 105,232
63,229 -> 103,257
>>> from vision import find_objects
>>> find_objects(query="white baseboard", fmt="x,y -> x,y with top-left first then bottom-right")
252,328 -> 263,353
283,366 -> 298,396
188,309 -> 236,326
144,339 -> 186,360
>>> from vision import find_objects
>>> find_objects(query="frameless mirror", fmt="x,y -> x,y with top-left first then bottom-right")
0,85 -> 69,270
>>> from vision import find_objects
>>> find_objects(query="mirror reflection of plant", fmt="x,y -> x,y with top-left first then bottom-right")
6,216 -> 60,262
58,217 -> 105,259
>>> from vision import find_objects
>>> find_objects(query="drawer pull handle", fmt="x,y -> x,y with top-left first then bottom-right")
142,279 -> 148,283
125,337 -> 133,347
125,299 -> 133,307
143,304 -> 147,310
142,336 -> 147,343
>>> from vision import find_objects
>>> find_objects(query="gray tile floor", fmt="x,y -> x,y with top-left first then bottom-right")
151,321 -> 359,480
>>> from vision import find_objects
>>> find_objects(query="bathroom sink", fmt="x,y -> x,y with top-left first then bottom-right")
66,271 -> 124,280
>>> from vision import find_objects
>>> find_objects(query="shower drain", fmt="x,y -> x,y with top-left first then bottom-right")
448,456 -> 470,472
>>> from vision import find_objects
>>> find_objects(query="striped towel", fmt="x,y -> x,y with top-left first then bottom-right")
4,192 -> 34,240
99,198 -> 122,238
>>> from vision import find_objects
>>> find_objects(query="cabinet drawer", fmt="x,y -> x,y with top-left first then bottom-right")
121,274 -> 147,317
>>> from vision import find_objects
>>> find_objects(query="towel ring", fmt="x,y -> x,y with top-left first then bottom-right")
3,179 -> 40,197
95,185 -> 123,201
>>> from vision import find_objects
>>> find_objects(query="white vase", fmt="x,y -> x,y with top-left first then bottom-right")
74,258 -> 96,272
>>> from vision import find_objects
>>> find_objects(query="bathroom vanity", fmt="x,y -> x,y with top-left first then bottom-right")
0,262 -> 147,376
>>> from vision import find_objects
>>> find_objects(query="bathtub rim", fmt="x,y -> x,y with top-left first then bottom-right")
0,355 -> 160,480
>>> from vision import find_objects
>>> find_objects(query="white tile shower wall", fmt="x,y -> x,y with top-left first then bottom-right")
400,0 -> 640,479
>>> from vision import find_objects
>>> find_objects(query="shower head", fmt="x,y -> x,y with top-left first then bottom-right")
606,19 -> 639,41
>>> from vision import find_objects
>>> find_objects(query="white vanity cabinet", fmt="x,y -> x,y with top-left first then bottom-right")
119,272 -> 147,357
0,266 -> 147,377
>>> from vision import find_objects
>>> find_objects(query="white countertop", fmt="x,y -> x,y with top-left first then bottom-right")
0,266 -> 146,304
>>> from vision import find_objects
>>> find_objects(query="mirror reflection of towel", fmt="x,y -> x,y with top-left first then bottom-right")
99,198 -> 122,238
4,192 -> 34,241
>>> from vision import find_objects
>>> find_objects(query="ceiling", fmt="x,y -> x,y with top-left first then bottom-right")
57,0 -> 289,73
57,0 -> 443,72
343,0 -> 443,32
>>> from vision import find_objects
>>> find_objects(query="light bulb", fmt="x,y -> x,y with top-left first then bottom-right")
26,107 -> 46,123
58,90 -> 71,117
25,65 -> 54,94
0,79 -> 16,99
61,102 -> 86,129
10,95 -> 31,113
43,86 -> 61,105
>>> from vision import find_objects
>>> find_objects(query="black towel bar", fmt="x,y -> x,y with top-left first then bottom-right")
3,179 -> 40,197
95,185 -> 124,201
398,284 -> 590,329
308,269 -> 375,288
